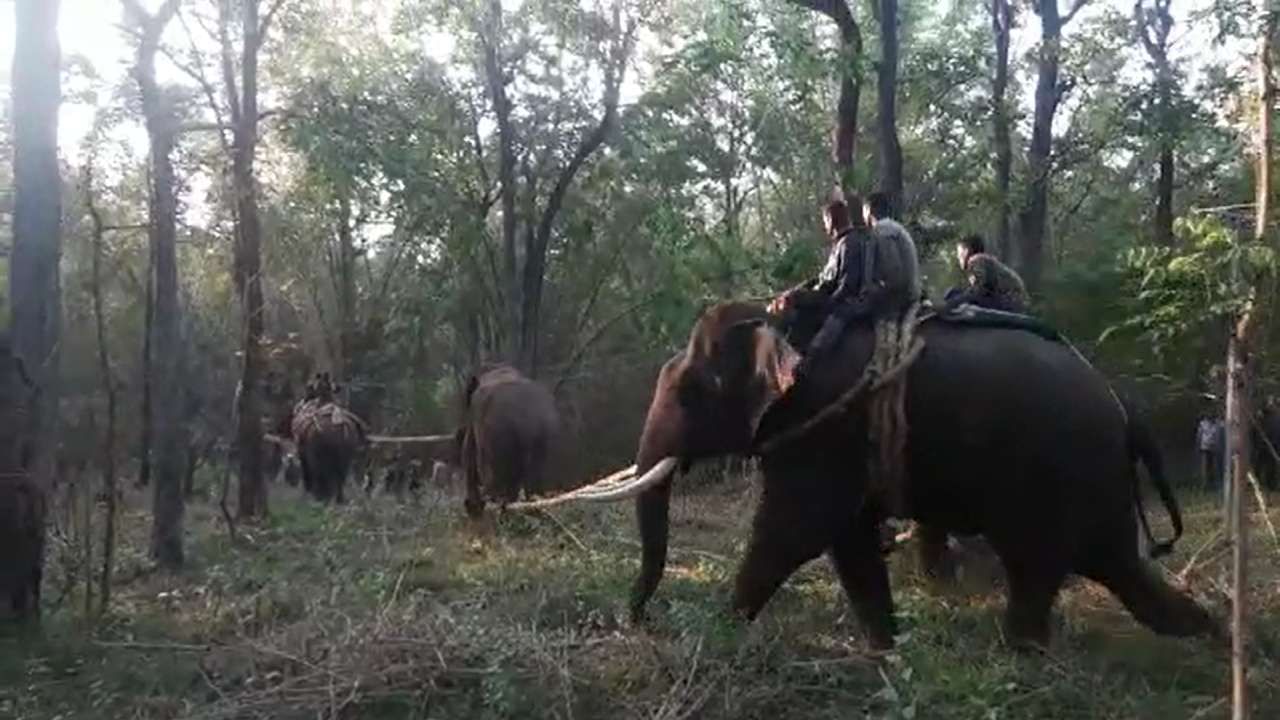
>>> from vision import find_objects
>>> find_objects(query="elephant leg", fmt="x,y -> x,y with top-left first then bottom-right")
731,490 -> 830,621
997,552 -> 1066,649
916,523 -> 958,585
1080,552 -> 1215,638
828,515 -> 897,649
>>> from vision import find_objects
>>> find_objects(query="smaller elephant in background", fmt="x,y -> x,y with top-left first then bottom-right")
459,364 -> 561,518
279,372 -> 369,503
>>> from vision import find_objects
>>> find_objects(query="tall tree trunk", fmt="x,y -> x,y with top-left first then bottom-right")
991,0 -> 1013,257
874,0 -> 903,213
482,0 -> 520,365
138,255 -> 153,488
10,0 -> 62,494
334,190 -> 357,384
125,0 -> 186,568
85,171 -> 118,616
1136,0 -> 1176,246
1016,0 -> 1088,292
226,0 -> 270,518
792,0 -> 863,192
1229,14 -> 1273,719
481,0 -> 635,375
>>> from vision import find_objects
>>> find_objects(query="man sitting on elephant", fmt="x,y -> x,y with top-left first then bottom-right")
944,234 -> 1029,314
770,191 -> 921,380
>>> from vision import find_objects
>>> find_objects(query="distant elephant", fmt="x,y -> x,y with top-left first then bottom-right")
459,364 -> 560,518
280,373 -> 368,503
0,334 -> 42,622
618,302 -> 1213,649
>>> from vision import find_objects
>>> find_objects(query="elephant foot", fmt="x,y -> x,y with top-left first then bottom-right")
464,497 -> 485,519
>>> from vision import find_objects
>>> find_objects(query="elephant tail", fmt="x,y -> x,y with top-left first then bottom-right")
1129,414 -> 1182,560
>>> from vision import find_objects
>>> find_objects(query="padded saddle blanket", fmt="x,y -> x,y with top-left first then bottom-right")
933,304 -> 1062,343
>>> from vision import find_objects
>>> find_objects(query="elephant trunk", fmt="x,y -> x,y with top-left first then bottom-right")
629,390 -> 684,621
631,480 -> 671,621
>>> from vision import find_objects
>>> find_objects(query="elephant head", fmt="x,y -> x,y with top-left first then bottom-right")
622,302 -> 800,619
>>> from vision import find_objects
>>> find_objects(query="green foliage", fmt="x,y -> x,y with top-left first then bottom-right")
1105,215 -> 1278,350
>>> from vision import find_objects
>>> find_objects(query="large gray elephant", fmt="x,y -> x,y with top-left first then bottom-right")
610,301 -> 1213,649
460,364 -> 561,518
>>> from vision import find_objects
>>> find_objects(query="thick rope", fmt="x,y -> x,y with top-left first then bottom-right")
866,304 -> 921,516
755,304 -> 927,456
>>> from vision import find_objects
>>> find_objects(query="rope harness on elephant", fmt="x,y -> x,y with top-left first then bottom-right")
292,399 -> 370,444
755,302 -> 928,483
866,303 -> 926,516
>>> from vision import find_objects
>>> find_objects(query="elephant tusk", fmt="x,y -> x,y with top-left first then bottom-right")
507,458 -> 677,511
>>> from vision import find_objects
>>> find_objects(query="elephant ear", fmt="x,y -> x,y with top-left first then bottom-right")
714,319 -> 800,439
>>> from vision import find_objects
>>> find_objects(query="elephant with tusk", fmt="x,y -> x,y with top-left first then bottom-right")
546,301 -> 1215,650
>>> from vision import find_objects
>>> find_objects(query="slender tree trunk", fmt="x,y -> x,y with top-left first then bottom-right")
126,0 -> 187,568
790,1 -> 863,191
334,190 -> 357,384
875,0 -> 903,213
1016,0 -> 1087,292
138,253 -> 153,488
85,173 -> 119,616
1137,0 -> 1176,246
482,0 -> 520,364
991,0 -> 1013,257
1229,14 -> 1273,719
10,0 -> 62,494
227,0 -> 269,518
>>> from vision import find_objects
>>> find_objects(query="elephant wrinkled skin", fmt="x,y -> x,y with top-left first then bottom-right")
628,302 -> 1215,649
459,365 -> 560,518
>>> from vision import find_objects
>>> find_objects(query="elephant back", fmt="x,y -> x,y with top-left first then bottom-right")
292,399 -> 369,447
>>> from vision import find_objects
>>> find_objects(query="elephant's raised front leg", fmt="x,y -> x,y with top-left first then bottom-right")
731,485 -> 830,622
829,513 -> 897,649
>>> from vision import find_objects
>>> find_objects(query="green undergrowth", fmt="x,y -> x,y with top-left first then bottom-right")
1,481 -> 1277,719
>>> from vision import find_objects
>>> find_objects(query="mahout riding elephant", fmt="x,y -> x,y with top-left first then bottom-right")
279,373 -> 368,503
613,301 -> 1213,649
0,334 -> 43,622
459,364 -> 561,518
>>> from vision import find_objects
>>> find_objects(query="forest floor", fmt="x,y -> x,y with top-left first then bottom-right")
2,469 -> 1279,720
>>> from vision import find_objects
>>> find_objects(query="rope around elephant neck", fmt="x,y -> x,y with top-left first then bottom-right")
754,303 -> 927,457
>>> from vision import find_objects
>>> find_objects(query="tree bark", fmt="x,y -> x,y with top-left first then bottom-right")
138,252 -> 153,488
791,0 -> 863,190
334,190 -> 357,384
84,169 -> 119,615
125,0 -> 186,568
874,0 -> 903,214
10,0 -> 62,494
1016,0 -> 1088,292
482,0 -> 636,375
1229,14 -> 1273,719
1136,0 -> 1175,246
991,0 -> 1013,257
481,0 -> 520,365
224,0 -> 271,518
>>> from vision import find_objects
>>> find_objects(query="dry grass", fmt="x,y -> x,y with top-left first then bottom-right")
1,470 -> 1278,720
